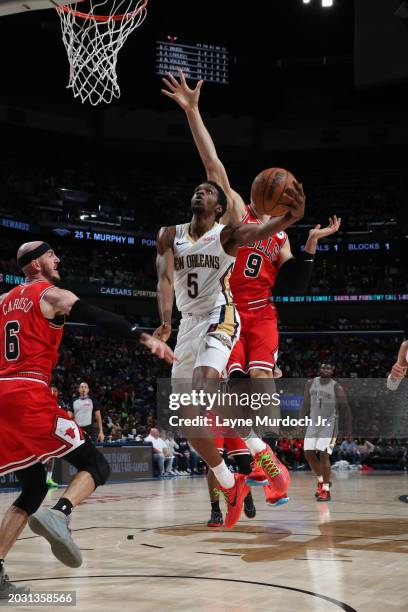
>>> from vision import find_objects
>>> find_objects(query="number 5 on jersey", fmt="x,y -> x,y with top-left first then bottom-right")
187,273 -> 198,298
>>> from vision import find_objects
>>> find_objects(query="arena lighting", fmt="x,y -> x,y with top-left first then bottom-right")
322,0 -> 334,6
302,0 -> 312,4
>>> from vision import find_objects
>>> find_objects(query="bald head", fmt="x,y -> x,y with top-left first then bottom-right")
16,241 -> 60,283
17,241 -> 44,263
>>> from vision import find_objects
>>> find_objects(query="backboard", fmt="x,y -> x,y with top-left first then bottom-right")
0,1 -> 79,17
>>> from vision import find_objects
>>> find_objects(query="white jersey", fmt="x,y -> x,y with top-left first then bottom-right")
173,223 -> 235,315
309,377 -> 337,424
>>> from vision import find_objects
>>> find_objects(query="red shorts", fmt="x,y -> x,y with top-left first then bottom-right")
207,410 -> 249,457
214,435 -> 249,457
0,378 -> 85,476
228,303 -> 279,375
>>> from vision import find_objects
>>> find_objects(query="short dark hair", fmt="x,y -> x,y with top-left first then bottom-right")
205,180 -> 228,220
319,362 -> 334,369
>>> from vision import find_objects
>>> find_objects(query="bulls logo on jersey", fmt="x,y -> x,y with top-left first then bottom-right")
230,207 -> 287,308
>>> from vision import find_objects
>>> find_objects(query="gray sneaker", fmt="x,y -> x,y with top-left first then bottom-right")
28,508 -> 82,568
0,566 -> 29,599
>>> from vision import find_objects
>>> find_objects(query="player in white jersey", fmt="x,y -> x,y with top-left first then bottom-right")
301,363 -> 351,502
155,179 -> 304,527
386,339 -> 408,390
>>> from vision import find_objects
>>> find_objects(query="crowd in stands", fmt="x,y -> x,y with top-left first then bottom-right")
277,437 -> 408,471
278,334 -> 400,378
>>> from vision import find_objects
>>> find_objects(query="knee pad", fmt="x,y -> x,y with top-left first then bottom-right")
65,440 -> 110,488
13,463 -> 48,516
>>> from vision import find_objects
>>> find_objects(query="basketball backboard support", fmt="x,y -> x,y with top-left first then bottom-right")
0,1 -> 79,17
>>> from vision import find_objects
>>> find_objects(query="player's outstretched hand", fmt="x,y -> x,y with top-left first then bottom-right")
284,182 -> 306,222
161,69 -> 203,111
153,323 -> 172,342
140,332 -> 176,364
390,362 -> 407,381
309,215 -> 341,240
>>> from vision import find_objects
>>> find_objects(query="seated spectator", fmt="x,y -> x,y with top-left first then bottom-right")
356,438 -> 375,465
174,433 -> 194,474
340,437 -> 358,464
163,431 -> 184,475
145,427 -> 173,477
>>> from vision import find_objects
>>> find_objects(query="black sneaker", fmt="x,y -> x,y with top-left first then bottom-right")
207,510 -> 224,527
0,566 -> 30,599
243,492 -> 256,519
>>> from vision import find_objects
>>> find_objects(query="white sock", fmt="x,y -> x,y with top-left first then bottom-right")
47,471 -> 53,480
243,430 -> 267,456
211,460 -> 234,489
318,476 -> 323,483
322,483 -> 330,491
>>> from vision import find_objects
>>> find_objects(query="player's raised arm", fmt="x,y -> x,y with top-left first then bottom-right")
40,286 -> 175,364
221,183 -> 305,254
161,69 -> 245,225
304,215 -> 341,255
154,226 -> 176,342
273,215 -> 341,295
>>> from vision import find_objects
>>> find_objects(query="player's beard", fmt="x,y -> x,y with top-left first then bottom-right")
44,267 -> 61,284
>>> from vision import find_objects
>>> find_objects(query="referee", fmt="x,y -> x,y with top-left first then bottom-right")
67,382 -> 104,442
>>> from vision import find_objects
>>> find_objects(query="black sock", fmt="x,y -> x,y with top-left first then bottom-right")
233,453 -> 252,476
0,559 -> 4,571
52,497 -> 73,516
211,500 -> 221,513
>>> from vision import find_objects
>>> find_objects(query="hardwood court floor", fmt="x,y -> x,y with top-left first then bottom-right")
2,471 -> 408,612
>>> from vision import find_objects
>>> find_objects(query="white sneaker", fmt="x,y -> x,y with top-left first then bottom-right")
28,508 -> 82,568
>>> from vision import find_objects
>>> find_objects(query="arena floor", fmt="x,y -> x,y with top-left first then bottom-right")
2,472 -> 408,612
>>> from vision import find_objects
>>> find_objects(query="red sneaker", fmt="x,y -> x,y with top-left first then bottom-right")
253,445 -> 291,497
314,481 -> 323,498
247,463 -> 269,486
315,481 -> 331,498
316,488 -> 331,502
263,484 -> 289,507
214,473 -> 250,529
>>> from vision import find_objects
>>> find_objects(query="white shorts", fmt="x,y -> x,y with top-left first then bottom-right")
304,424 -> 337,455
172,305 -> 240,379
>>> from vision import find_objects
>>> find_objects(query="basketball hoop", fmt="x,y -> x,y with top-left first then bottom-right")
56,0 -> 149,106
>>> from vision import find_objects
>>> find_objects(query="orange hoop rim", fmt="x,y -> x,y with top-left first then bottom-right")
57,0 -> 148,22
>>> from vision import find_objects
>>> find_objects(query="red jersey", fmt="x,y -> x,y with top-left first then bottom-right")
0,280 -> 64,385
230,205 -> 287,310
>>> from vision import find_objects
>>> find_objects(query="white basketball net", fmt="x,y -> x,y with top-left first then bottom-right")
57,0 -> 148,106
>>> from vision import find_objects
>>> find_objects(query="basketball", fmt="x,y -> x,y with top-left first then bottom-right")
250,167 -> 297,216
